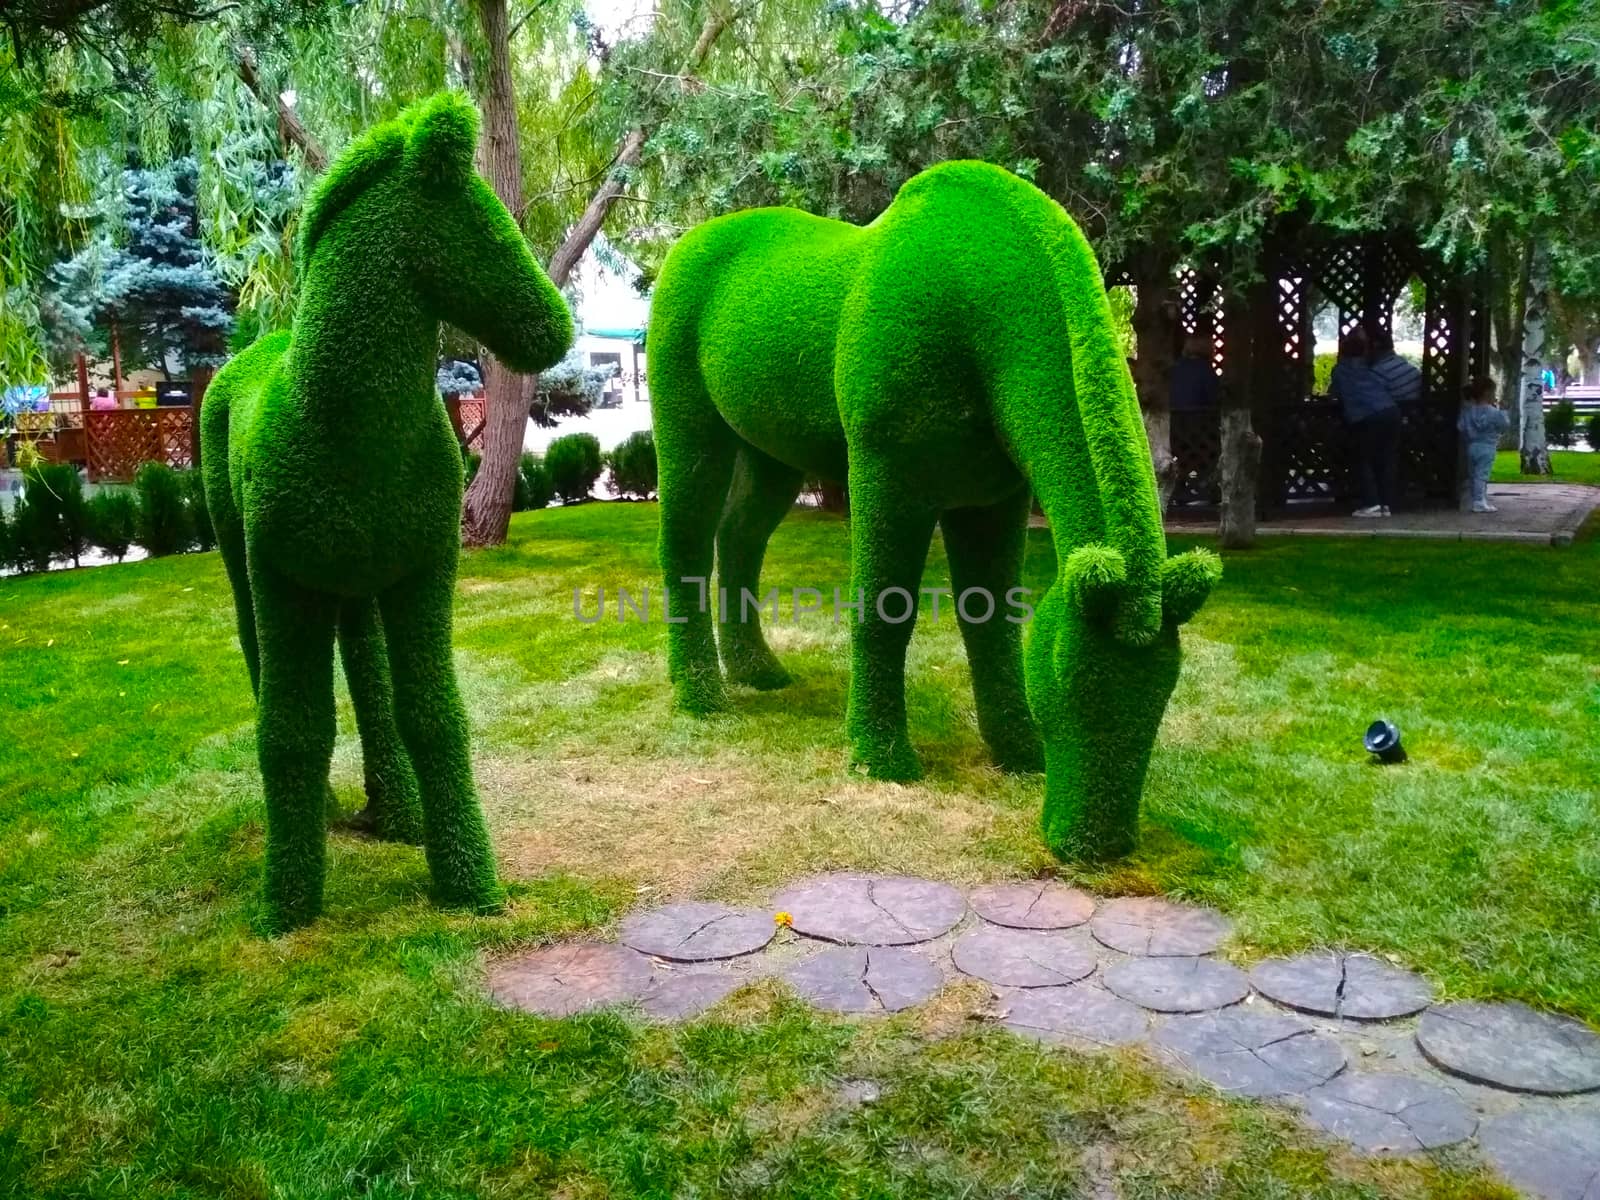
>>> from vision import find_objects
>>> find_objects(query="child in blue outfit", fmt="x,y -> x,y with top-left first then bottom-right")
1458,376 -> 1509,513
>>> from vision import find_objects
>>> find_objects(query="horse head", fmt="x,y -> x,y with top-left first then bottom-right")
1025,543 -> 1221,861
296,91 -> 572,376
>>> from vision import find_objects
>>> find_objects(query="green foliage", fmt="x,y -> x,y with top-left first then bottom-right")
182,466 -> 214,551
544,433 -> 603,503
1586,412 -> 1600,451
200,92 -> 571,931
650,163 -> 1215,857
606,430 -> 657,499
87,488 -> 138,561
6,464 -> 91,571
134,462 -> 192,556
1314,353 -> 1336,395
1546,398 -> 1579,448
518,453 -> 554,511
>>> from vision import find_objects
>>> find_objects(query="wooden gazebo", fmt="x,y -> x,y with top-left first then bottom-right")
1120,230 -> 1490,516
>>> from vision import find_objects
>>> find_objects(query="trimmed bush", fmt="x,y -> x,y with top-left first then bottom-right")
0,504 -> 10,571
134,461 -> 192,556
1586,412 -> 1600,451
8,465 -> 90,571
519,454 -> 554,510
88,490 -> 138,561
1313,352 -> 1335,395
1547,399 -> 1578,448
544,432 -> 602,503
607,430 -> 657,499
183,467 -> 214,551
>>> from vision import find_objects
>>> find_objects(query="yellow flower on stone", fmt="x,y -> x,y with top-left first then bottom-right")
773,911 -> 793,927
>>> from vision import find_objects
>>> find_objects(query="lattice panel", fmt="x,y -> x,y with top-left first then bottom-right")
457,396 -> 486,452
1169,409 -> 1221,506
1275,398 -> 1350,502
1177,264 -> 1226,371
85,408 -> 196,482
1399,403 -> 1455,501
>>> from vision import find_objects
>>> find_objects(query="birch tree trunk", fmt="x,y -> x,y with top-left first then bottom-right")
1519,247 -> 1553,476
460,0 -> 536,547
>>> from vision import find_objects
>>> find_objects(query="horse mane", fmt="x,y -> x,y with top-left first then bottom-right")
294,117 -> 412,268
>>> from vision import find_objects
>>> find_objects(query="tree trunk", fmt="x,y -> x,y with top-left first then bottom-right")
237,47 -> 329,170
460,7 -> 735,545
1218,407 -> 1262,549
1519,247 -> 1553,476
460,0 -> 535,548
1130,267 -> 1179,512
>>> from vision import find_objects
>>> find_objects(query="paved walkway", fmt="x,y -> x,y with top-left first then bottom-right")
1164,483 -> 1600,547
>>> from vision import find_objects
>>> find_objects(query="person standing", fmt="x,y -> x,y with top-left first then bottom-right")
1168,334 -> 1220,412
1329,327 -> 1400,517
1370,330 -> 1422,406
1459,375 -> 1510,513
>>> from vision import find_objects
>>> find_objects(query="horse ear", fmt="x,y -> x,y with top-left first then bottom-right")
1161,548 -> 1222,626
406,91 -> 480,185
1061,544 -> 1127,622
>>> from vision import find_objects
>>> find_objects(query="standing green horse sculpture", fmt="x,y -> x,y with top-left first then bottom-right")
203,92 -> 572,931
649,161 -> 1219,861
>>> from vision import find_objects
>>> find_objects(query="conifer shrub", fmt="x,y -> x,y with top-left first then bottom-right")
183,468 -> 214,551
518,454 -> 554,510
544,432 -> 602,503
607,430 -> 657,499
88,490 -> 138,561
134,462 -> 192,556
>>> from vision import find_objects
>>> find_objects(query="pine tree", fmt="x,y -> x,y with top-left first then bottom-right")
47,157 -> 234,377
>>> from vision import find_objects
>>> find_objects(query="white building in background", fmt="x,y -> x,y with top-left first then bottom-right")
525,241 -> 654,456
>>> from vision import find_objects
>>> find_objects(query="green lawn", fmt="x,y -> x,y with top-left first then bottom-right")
6,501 -> 1595,1197
1492,447 -> 1600,484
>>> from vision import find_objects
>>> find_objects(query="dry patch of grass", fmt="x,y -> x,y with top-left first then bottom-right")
481,746 -> 1048,903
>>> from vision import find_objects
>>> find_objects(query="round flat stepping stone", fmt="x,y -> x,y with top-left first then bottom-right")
1416,1001 -> 1600,1095
1091,896 -> 1232,957
1250,951 -> 1432,1021
1104,956 -> 1249,1013
999,984 -> 1148,1049
783,946 -> 943,1014
1480,1108 -> 1600,1200
640,971 -> 744,1021
773,873 -> 965,946
1301,1072 -> 1475,1154
486,942 -> 652,1017
953,926 -> 1097,988
1153,1007 -> 1345,1098
620,901 -> 775,962
970,881 -> 1095,930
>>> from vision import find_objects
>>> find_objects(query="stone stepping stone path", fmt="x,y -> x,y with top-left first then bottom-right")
1417,1001 -> 1600,1095
969,881 -> 1095,930
1153,1008 -> 1345,1098
782,946 -> 943,1014
484,878 -> 1600,1194
1104,956 -> 1251,1013
486,942 -> 652,1017
1249,951 -> 1433,1021
640,971 -> 747,1022
1479,1108 -> 1600,1200
620,901 -> 774,962
952,926 -> 1096,988
774,873 -> 966,945
999,984 -> 1149,1049
1301,1072 -> 1476,1154
1091,896 -> 1232,956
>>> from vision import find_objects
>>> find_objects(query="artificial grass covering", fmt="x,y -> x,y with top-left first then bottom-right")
3,504 -> 1595,1197
202,91 -> 572,931
649,161 -> 1218,861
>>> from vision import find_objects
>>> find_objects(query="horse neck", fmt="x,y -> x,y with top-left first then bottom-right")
290,256 -> 438,434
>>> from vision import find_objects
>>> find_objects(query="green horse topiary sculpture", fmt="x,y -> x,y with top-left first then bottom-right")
203,92 -> 572,931
648,161 -> 1220,862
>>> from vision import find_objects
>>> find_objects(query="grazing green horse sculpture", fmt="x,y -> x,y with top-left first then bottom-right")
203,92 -> 572,930
649,161 -> 1219,861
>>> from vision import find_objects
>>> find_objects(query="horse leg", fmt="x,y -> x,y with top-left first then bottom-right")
249,560 -> 339,932
843,460 -> 939,781
379,561 -> 501,913
717,445 -> 804,690
338,599 -> 424,844
654,381 -> 738,714
940,488 -> 1044,773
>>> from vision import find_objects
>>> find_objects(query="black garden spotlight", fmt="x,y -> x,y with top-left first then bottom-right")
1363,719 -> 1406,764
